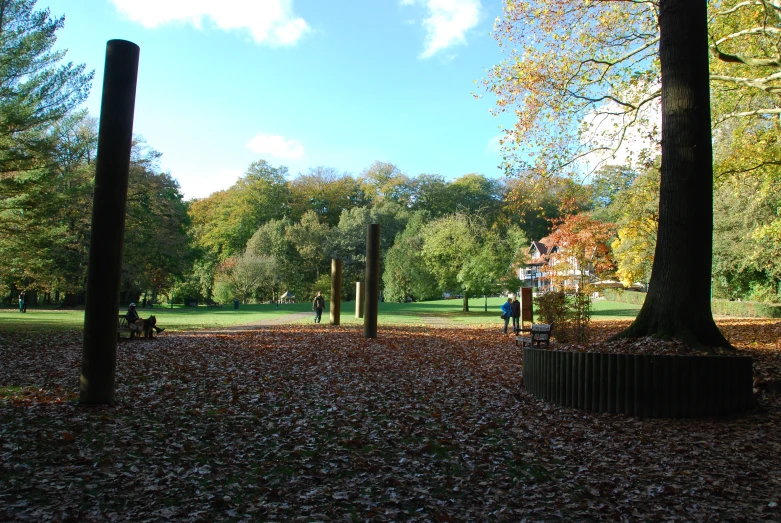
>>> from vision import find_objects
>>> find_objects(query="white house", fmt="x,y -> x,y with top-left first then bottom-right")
518,238 -> 596,292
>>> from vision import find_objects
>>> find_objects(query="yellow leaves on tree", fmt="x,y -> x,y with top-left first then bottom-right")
483,0 -> 659,176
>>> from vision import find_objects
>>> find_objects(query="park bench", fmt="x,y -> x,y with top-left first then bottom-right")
118,315 -> 134,339
515,323 -> 553,348
207,299 -> 222,308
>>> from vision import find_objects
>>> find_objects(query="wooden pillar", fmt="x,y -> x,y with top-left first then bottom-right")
330,259 -> 342,325
364,224 -> 380,338
355,282 -> 364,318
80,40 -> 140,405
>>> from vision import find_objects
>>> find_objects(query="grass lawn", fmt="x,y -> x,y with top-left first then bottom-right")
0,298 -> 643,332
0,303 -> 310,332
305,297 -> 644,327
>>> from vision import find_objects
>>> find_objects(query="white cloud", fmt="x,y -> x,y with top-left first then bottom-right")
403,0 -> 481,58
580,85 -> 662,172
486,134 -> 502,155
110,0 -> 310,46
246,133 -> 304,159
178,168 -> 243,199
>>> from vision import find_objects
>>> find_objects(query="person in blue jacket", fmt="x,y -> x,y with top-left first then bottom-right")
500,297 -> 513,334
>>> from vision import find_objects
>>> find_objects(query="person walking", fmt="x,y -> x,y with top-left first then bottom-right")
500,297 -> 513,334
18,291 -> 25,313
511,296 -> 521,333
312,291 -> 325,323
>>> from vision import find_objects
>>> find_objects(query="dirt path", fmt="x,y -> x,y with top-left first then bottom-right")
178,311 -> 314,334
420,315 -> 450,326
239,311 -> 313,327
178,311 -> 454,334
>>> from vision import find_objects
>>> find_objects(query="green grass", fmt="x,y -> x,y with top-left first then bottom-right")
590,298 -> 643,318
0,297 -> 642,332
0,302 -> 311,332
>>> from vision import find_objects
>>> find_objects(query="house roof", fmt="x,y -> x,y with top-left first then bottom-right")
531,240 -> 549,255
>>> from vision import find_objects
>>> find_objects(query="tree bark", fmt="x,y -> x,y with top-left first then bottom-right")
61,292 -> 82,307
462,293 -> 469,313
613,0 -> 732,351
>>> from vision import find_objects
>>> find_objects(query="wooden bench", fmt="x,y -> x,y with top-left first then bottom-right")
118,315 -> 134,339
515,323 -> 553,348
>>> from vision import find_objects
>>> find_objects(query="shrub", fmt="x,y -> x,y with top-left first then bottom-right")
604,288 -> 647,305
213,281 -> 234,305
536,291 -> 591,343
536,291 -> 568,326
606,288 -> 781,318
569,291 -> 592,344
711,299 -> 781,318
169,281 -> 201,304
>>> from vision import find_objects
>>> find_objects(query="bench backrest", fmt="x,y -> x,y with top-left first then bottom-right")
531,323 -> 552,341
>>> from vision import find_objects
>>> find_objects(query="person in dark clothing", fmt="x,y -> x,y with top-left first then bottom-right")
312,291 -> 325,323
19,291 -> 25,313
125,303 -> 164,337
511,297 -> 521,333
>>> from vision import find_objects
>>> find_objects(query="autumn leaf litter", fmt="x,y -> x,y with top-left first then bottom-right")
1,319 -> 780,521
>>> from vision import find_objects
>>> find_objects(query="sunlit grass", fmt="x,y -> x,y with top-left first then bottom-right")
0,303 -> 308,332
0,297 -> 642,332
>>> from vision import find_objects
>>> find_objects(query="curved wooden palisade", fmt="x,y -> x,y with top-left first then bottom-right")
522,348 -> 755,418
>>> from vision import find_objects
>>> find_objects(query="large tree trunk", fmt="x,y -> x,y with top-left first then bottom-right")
462,292 -> 469,312
613,0 -> 732,351
61,292 -> 83,307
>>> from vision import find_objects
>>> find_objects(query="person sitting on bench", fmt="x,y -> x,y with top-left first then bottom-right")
126,303 -> 164,336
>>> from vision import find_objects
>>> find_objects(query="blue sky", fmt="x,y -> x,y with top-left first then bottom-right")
44,0 -> 511,199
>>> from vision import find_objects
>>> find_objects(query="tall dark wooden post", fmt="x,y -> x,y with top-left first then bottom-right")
330,259 -> 342,325
355,282 -> 364,319
80,40 -> 140,405
520,287 -> 533,330
364,224 -> 380,338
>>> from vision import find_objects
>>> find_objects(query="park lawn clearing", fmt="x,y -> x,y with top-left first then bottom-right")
1,319 -> 780,520
0,303 -> 313,333
294,298 -> 644,327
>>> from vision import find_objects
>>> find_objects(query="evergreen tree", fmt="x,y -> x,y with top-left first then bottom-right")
0,0 -> 92,296
0,0 -> 92,174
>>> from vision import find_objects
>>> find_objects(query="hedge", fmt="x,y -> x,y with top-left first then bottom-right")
604,288 -> 646,305
711,299 -> 781,318
604,288 -> 781,318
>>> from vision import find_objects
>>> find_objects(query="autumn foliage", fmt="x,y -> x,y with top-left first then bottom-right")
543,212 -> 616,291
2,322 -> 781,520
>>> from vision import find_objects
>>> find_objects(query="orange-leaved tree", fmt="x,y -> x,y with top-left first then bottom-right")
543,213 -> 616,293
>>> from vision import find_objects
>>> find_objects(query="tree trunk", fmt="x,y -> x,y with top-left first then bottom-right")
462,292 -> 469,312
613,0 -> 732,351
61,292 -> 82,307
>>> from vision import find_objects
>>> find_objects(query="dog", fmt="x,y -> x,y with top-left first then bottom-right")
134,315 -> 157,339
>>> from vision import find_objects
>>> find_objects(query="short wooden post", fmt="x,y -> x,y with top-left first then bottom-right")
355,282 -> 364,318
